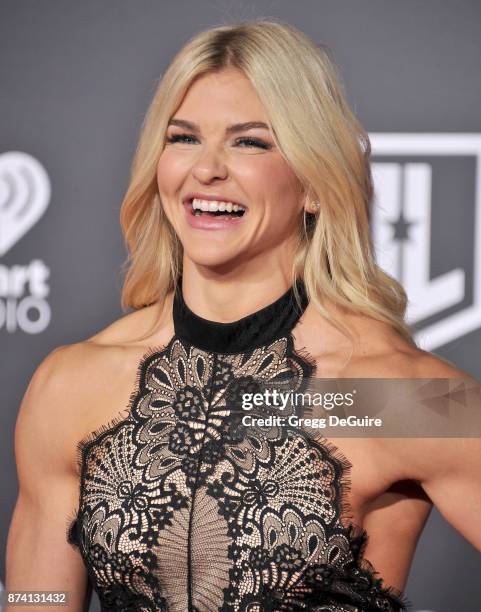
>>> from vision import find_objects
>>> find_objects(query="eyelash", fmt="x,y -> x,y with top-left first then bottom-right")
166,133 -> 271,150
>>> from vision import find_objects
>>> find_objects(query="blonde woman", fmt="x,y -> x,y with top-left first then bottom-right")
6,18 -> 481,612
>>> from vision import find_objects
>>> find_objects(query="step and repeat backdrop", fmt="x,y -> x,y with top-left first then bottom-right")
1,1 -> 480,610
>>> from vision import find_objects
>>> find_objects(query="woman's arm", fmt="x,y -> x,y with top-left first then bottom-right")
388,356 -> 481,554
419,435 -> 481,552
5,346 -> 90,612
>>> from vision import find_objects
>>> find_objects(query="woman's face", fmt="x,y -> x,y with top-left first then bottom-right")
156,68 -> 306,272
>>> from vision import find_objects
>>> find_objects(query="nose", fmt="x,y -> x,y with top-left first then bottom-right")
191,144 -> 228,183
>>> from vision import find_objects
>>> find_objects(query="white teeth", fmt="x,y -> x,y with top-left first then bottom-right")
190,198 -> 245,213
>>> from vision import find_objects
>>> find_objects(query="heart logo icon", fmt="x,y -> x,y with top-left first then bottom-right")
0,151 -> 51,257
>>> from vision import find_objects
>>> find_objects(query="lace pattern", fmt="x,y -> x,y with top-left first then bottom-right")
66,334 -> 410,611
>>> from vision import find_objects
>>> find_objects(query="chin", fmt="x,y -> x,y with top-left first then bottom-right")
183,247 -> 247,272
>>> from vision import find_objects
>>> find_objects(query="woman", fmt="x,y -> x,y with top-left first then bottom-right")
6,18 -> 481,612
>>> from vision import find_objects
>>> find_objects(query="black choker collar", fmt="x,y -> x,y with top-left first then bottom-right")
172,279 -> 309,354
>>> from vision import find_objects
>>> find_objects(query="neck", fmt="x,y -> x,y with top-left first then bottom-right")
179,269 -> 297,324
172,272 -> 309,353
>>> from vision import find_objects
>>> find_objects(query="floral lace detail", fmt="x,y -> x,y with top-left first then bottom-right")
67,335 -> 411,612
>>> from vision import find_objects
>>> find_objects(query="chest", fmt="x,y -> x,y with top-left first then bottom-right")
69,337 -> 413,610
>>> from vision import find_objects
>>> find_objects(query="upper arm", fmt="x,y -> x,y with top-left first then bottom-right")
390,356 -> 481,552
5,345 -> 90,612
419,436 -> 481,552
416,356 -> 481,551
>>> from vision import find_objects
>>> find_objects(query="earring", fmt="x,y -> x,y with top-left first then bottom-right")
305,201 -> 320,214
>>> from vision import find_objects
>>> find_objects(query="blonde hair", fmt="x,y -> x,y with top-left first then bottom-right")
119,17 -> 417,351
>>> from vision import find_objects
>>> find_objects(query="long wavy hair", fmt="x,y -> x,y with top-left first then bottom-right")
119,18 -> 417,351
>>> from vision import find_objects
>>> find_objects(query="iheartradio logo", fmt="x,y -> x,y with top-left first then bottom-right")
0,151 -> 50,256
0,151 -> 51,334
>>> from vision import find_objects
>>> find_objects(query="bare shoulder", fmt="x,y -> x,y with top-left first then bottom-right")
17,343 -> 124,469
85,299 -> 166,346
50,296 -> 170,384
29,304 -> 155,397
15,343 -> 95,482
355,346 -> 472,379
18,300 -> 170,475
302,302 -> 474,380
342,321 -> 472,380
42,299 -> 169,397
338,319 -> 480,483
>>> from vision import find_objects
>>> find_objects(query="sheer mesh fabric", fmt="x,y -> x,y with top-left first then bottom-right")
66,282 -> 410,611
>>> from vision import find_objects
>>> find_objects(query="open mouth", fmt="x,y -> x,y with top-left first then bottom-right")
186,198 -> 246,218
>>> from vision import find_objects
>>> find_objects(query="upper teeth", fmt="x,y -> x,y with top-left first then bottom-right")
191,198 -> 245,212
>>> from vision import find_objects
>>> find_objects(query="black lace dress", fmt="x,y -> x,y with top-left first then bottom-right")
67,280 -> 410,612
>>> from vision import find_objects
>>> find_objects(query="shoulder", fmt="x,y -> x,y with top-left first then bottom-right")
30,309 -> 147,389
17,343 -> 123,452
86,299 -> 166,346
340,322 -> 480,482
341,323 -> 472,380
302,301 -> 474,379
16,302 -> 167,472
346,347 -> 472,379
15,343 -> 93,481
34,299 -> 169,399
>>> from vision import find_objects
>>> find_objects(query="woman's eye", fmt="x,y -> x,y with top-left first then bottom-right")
166,134 -> 198,144
165,133 -> 271,150
234,137 -> 271,150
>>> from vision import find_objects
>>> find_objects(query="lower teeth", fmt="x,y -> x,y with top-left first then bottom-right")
193,210 -> 242,217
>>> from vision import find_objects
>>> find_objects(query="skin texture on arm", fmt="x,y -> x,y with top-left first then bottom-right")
385,356 -> 481,555
420,436 -> 481,552
335,343 -> 481,590
413,359 -> 481,553
5,346 -> 91,612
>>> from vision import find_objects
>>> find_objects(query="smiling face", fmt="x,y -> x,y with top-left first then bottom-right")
156,68 -> 306,275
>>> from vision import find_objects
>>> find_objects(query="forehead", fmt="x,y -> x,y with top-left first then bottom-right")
176,69 -> 268,120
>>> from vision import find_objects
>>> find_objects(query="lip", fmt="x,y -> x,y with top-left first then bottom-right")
182,194 -> 247,231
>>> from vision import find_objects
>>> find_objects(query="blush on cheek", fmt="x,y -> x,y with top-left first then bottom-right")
156,163 -> 176,188
156,151 -> 191,192
256,159 -> 302,210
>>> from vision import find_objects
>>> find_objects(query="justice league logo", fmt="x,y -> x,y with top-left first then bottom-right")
370,133 -> 481,350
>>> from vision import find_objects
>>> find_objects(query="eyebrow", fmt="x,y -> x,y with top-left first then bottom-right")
167,118 -> 270,135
